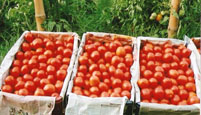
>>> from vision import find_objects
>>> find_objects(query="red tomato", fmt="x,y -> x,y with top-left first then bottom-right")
143,70 -> 153,79
55,81 -> 63,93
117,63 -> 126,72
172,55 -> 180,63
2,85 -> 13,93
162,78 -> 173,88
73,89 -> 83,95
165,89 -> 174,99
43,84 -> 56,96
47,75 -> 56,84
124,72 -> 131,81
122,81 -> 132,91
15,81 -> 25,90
37,70 -> 46,78
187,96 -> 200,105
160,99 -> 169,104
16,51 -> 24,60
185,82 -> 196,92
168,69 -> 179,79
146,61 -> 155,70
121,90 -> 131,99
46,65 -> 56,75
104,51 -> 112,63
150,98 -> 159,103
111,56 -> 121,66
178,100 -> 187,105
141,88 -> 151,100
162,63 -> 170,72
108,66 -> 116,76
18,88 -> 29,96
23,74 -> 33,82
100,91 -> 110,97
110,78 -> 121,88
34,88 -> 45,96
10,67 -> 20,77
33,77 -> 41,86
109,42 -> 118,52
22,42 -> 31,52
170,62 -> 179,69
38,55 -> 47,63
153,71 -> 164,82
99,82 -> 109,92
185,68 -> 194,77
125,57 -> 133,67
56,70 -> 67,81
155,66 -> 164,73
92,71 -> 101,78
28,59 -> 37,69
24,32 -> 34,43
31,68 -> 39,77
110,92 -> 121,97
31,38 -> 43,49
62,58 -> 70,65
74,77 -> 84,87
164,48 -> 173,54
179,61 -> 189,70
50,58 -> 61,69
55,40 -> 63,48
163,53 -> 173,63
12,60 -> 22,67
124,45 -> 132,53
114,69 -> 124,79
182,48 -> 191,58
44,50 -> 53,58
178,69 -> 185,75
174,49 -> 181,58
89,64 -> 98,73
143,46 -> 153,54
153,86 -> 164,100
24,81 -> 36,92
40,78 -> 50,88
4,75 -> 15,86
46,41 -> 55,51
146,52 -> 155,61
179,89 -> 188,100
90,51 -> 100,62
89,76 -> 100,87
177,75 -> 187,85
89,86 -> 100,96
153,46 -> 162,53
155,53 -> 162,61
149,78 -> 158,88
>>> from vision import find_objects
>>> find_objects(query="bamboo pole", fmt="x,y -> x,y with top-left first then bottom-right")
34,0 -> 46,31
168,0 -> 180,38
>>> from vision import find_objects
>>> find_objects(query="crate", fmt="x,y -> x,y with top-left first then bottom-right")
65,32 -> 137,115
134,37 -> 201,115
0,31 -> 79,115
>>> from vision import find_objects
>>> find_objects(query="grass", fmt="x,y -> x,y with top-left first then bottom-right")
0,0 -> 200,63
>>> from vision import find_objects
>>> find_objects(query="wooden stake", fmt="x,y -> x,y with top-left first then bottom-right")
34,0 -> 46,31
168,0 -> 180,38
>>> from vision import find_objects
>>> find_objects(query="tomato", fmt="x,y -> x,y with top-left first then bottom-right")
16,51 -> 24,60
46,41 -> 55,51
103,79 -> 111,87
55,40 -> 63,48
182,48 -> 191,58
89,64 -> 98,73
100,91 -> 110,97
60,64 -> 68,70
44,50 -> 53,58
125,57 -> 133,67
179,61 -> 189,70
146,61 -> 155,70
18,88 -> 29,96
109,42 -> 118,52
56,70 -> 67,81
149,78 -> 158,88
32,38 -> 43,49
73,90 -> 83,95
98,82 -> 109,92
185,82 -> 196,92
122,81 -> 132,91
50,58 -> 61,69
4,75 -> 15,86
90,51 -> 100,62
124,72 -> 131,81
89,76 -> 100,87
155,53 -> 162,61
43,84 -> 56,96
38,55 -> 47,63
172,55 -> 180,64
15,81 -> 25,90
10,67 -> 20,77
177,69 -> 184,75
111,56 -> 121,66
89,86 -> 100,96
162,78 -> 172,88
116,47 -> 126,57
74,77 -> 84,87
28,59 -> 37,69
22,42 -> 31,52
67,36 -> 74,44
108,66 -> 116,76
12,60 -> 22,67
121,90 -> 131,99
141,88 -> 151,100
153,86 -> 164,100
174,49 -> 181,58
98,64 -> 106,72
24,32 -> 34,43
46,65 -> 56,75
156,14 -> 162,21
76,72 -> 85,78
185,68 -> 194,77
179,89 -> 188,100
113,87 -> 122,94
162,53 -> 173,63
160,99 -> 169,104
168,69 -> 179,79
47,75 -> 56,84
92,71 -> 101,78
150,98 -> 159,103
162,63 -> 170,72
170,62 -> 179,69
114,69 -> 124,79
62,58 -> 70,65
155,66 -> 164,73
112,79 -> 122,88
143,70 -> 153,79
33,77 -> 41,87
25,81 -> 36,92
2,85 -> 13,93
23,74 -> 33,81
40,78 -> 50,88
187,96 -> 200,105
124,45 -> 132,53
55,81 -> 63,93
154,46 -> 162,53
37,70 -> 46,78
164,89 -> 174,99
140,59 -> 147,66
143,46 -> 153,54
188,77 -> 195,83
178,100 -> 187,105
177,75 -> 187,85
110,92 -> 121,97
153,71 -> 164,82
83,89 -> 90,96
34,88 -> 45,96
86,44 -> 96,54
117,63 -> 126,72
104,51 -> 112,63
141,100 -> 150,103
146,52 -> 155,61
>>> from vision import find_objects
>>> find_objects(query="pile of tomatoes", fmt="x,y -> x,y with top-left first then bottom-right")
138,41 -> 200,105
72,38 -> 133,98
1,32 -> 74,97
